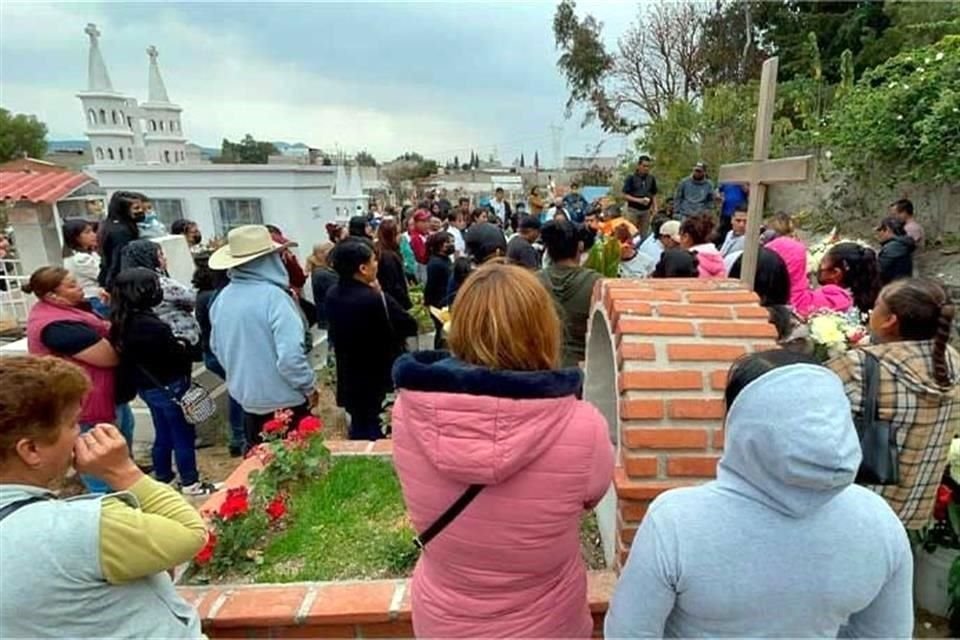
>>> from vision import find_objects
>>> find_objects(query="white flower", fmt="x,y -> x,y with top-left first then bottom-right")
825,150 -> 833,159
917,67 -> 925,73
897,115 -> 904,121
925,57 -> 932,64
936,52 -> 945,61
888,81 -> 898,89
950,439 -> 960,484
902,83 -> 910,90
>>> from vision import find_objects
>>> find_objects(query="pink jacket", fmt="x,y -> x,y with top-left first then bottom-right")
766,236 -> 853,318
690,243 -> 726,278
391,352 -> 614,638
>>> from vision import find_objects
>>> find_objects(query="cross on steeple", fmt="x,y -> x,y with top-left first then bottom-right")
146,45 -> 158,62
84,23 -> 100,42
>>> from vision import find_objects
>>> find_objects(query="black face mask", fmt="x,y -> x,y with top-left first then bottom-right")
193,233 -> 203,245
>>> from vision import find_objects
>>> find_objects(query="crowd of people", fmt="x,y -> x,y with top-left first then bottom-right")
0,157 -> 957,637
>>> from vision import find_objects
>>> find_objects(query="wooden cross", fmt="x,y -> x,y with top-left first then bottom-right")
718,57 -> 813,288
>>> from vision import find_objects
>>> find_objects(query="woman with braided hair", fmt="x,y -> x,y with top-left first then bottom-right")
828,277 -> 959,529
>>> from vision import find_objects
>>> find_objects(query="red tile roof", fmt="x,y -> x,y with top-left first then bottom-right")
0,170 -> 92,204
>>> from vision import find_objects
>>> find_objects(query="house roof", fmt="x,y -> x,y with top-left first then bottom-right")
0,170 -> 93,204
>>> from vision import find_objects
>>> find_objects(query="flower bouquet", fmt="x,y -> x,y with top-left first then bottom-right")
429,306 -> 451,334
807,310 -> 869,362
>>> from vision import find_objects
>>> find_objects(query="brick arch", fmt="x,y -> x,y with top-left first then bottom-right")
584,278 -> 778,571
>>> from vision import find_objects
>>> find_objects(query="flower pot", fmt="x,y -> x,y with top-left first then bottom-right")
915,545 -> 959,617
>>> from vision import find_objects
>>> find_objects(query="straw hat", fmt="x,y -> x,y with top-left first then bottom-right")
209,225 -> 289,270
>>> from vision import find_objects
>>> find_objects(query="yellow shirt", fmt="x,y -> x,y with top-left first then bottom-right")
99,476 -> 207,584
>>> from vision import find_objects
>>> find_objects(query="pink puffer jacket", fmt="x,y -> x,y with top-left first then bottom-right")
767,236 -> 853,318
391,352 -> 614,638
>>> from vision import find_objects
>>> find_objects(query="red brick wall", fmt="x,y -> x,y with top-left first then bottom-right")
590,278 -> 777,569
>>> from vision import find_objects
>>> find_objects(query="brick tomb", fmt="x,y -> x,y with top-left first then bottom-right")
584,278 -> 777,569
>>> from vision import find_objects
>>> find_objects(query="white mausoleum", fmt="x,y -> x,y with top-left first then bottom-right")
78,24 -> 357,256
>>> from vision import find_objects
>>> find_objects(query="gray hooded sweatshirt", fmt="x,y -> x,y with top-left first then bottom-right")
605,364 -> 913,638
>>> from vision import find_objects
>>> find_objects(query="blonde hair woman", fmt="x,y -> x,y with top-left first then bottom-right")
391,262 -> 614,637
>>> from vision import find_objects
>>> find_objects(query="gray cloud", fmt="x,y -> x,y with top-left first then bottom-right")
0,1 -> 632,164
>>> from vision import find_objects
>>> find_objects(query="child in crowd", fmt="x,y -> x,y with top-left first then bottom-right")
679,214 -> 725,278
62,219 -> 109,317
120,239 -> 201,351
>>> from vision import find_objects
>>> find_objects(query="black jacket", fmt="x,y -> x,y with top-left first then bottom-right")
119,310 -> 193,391
377,249 -> 412,310
98,219 -> 139,289
878,235 -> 915,285
310,267 -> 338,329
424,255 -> 452,309
326,279 -> 418,410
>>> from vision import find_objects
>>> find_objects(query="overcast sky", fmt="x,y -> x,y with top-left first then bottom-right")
0,1 -> 639,166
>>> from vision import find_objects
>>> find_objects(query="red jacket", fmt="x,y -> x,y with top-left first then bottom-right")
409,232 -> 428,265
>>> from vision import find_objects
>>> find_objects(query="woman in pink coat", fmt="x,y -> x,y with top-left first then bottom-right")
392,262 -> 614,637
766,237 -> 879,319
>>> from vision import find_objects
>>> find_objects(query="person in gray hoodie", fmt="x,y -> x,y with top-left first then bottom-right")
537,220 -> 601,368
209,226 -> 316,448
605,350 -> 913,638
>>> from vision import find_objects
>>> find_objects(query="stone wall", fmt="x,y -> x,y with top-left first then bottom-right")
585,279 -> 777,569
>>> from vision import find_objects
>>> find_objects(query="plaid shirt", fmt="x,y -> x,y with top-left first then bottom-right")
829,340 -> 960,529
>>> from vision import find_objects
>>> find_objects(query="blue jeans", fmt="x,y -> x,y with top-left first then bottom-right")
140,378 -> 199,487
77,406 -> 135,493
203,352 -> 245,453
115,403 -> 135,453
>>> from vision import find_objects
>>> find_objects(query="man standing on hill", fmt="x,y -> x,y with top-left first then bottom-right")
674,162 -> 715,220
622,155 -> 659,240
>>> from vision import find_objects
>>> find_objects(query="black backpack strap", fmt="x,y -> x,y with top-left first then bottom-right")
413,484 -> 484,550
0,495 -> 52,522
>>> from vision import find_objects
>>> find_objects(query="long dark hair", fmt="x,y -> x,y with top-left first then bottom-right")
376,218 -> 401,254
426,231 -> 452,257
729,247 -> 791,306
120,239 -> 163,274
99,191 -> 142,248
881,278 -> 957,387
825,242 -> 881,314
62,219 -> 94,258
109,267 -> 163,350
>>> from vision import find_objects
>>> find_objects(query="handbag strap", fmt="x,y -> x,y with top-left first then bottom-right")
861,351 -> 881,423
413,484 -> 484,550
135,364 -> 182,404
0,495 -> 52,523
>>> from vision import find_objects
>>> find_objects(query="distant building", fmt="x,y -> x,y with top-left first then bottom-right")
75,24 -> 349,257
563,155 -> 622,172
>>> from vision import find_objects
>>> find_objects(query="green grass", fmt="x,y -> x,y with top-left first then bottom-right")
256,457 -> 418,583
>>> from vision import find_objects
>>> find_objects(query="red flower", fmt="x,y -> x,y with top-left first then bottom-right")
265,494 -> 287,522
934,484 -> 953,521
297,415 -> 323,436
195,531 -> 216,565
261,409 -> 293,438
218,486 -> 249,520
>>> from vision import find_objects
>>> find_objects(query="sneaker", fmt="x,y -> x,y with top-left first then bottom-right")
181,481 -> 221,496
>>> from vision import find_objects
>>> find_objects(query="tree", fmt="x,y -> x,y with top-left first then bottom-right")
699,1 -> 764,87
576,164 -> 613,186
520,153 -> 525,168
534,151 -> 540,169
214,134 -> 277,164
395,152 -> 425,163
454,154 -> 460,169
554,0 -> 709,132
0,108 -> 48,162
354,150 -> 377,166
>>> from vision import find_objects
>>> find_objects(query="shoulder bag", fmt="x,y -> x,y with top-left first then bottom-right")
413,484 -> 484,550
854,352 -> 900,486
137,366 -> 217,425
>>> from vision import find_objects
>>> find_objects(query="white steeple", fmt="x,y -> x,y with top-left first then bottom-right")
84,23 -> 114,92
334,163 -> 349,195
141,44 -> 187,164
146,46 -> 171,103
347,165 -> 364,198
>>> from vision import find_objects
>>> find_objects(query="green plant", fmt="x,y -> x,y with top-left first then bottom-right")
193,411 -> 331,577
583,236 -> 621,278
822,36 -> 960,184
408,284 -> 435,334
